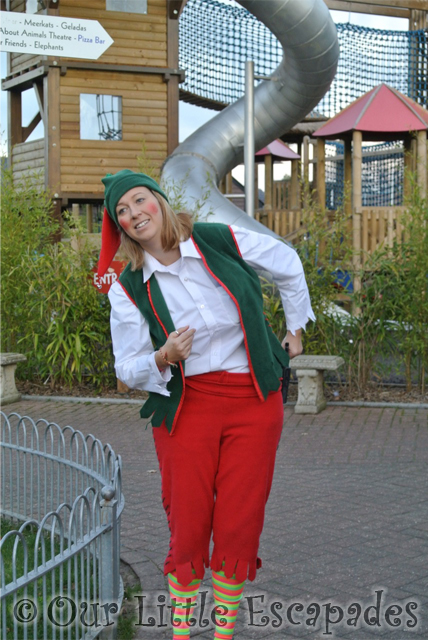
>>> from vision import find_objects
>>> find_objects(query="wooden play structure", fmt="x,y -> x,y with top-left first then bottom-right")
3,0 -> 186,232
313,84 -> 428,292
2,0 -> 427,257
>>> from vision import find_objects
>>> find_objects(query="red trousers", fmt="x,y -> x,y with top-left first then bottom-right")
152,371 -> 284,586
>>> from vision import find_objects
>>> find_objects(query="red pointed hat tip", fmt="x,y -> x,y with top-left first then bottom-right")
97,208 -> 121,278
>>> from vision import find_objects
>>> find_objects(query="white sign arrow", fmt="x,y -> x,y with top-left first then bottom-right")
0,12 -> 113,60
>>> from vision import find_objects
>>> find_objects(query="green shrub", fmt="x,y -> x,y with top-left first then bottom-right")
1,169 -> 115,389
262,176 -> 428,394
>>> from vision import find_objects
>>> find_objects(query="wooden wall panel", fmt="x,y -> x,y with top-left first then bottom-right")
59,0 -> 168,68
12,139 -> 45,189
9,54 -> 43,74
59,69 -> 168,195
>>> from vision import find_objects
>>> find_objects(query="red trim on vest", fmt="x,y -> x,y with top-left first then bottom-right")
228,225 -> 242,257
147,279 -> 185,436
190,236 -> 264,403
118,280 -> 137,306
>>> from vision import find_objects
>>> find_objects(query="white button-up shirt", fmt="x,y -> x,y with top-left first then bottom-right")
108,225 -> 315,396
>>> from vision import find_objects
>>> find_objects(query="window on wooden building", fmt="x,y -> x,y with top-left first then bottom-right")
106,0 -> 147,14
80,94 -> 122,141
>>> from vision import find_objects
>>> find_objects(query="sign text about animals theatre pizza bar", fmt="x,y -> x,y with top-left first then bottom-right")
0,12 -> 113,59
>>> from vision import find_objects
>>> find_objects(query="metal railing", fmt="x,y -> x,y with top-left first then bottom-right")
0,411 -> 124,639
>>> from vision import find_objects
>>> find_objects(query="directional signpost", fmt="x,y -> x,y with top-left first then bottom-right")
0,12 -> 113,59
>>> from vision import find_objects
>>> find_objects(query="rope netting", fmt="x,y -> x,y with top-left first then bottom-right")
179,0 -> 428,115
96,95 -> 122,140
325,141 -> 404,210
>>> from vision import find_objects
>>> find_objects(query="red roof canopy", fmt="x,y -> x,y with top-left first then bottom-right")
255,139 -> 300,161
313,84 -> 428,140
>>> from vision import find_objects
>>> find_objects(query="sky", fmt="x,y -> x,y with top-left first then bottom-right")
0,5 -> 409,166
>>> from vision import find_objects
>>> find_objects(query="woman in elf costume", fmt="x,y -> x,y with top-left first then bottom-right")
98,169 -> 314,639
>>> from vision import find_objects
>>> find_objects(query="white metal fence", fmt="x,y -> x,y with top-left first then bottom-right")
0,411 -> 124,639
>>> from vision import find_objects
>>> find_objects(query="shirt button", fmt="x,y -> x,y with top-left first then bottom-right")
184,277 -> 188,281
200,304 -> 205,309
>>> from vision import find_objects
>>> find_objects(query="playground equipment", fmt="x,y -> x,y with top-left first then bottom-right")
3,1 -> 427,245
176,0 -> 427,240
314,83 -> 428,297
162,0 -> 340,232
314,83 -> 428,206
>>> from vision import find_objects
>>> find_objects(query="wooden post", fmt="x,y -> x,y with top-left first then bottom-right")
352,130 -> 363,314
44,66 -> 62,240
86,204 -> 93,233
264,154 -> 273,211
344,137 -> 352,215
290,159 -> 299,210
417,131 -> 427,199
303,136 -> 309,184
411,136 -> 418,172
71,203 -> 80,252
403,136 -> 413,201
72,203 -> 80,224
226,171 -> 233,195
274,211 -> 280,235
302,136 -> 310,210
8,91 -> 23,152
167,10 -> 180,156
316,138 -> 325,209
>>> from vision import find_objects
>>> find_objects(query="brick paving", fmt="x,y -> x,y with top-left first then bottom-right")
4,398 -> 428,639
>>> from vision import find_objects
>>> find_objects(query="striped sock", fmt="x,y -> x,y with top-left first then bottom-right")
168,572 -> 201,639
212,569 -> 245,639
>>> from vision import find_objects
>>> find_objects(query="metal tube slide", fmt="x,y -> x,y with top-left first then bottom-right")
162,0 -> 339,235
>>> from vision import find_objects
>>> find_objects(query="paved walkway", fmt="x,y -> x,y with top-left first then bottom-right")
5,398 -> 428,639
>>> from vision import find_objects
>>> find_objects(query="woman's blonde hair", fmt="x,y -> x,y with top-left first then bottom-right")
119,192 -> 194,271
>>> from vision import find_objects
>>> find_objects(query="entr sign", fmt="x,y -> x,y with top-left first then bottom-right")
0,12 -> 113,59
92,262 -> 127,294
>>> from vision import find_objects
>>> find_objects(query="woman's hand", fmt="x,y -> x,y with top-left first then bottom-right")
155,326 -> 196,370
281,329 -> 303,359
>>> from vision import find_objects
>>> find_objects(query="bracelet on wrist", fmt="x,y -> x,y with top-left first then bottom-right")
158,348 -> 177,368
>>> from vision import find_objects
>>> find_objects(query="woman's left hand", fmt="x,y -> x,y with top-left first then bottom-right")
281,329 -> 303,359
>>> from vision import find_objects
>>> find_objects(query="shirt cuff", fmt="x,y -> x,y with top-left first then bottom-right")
286,310 -> 316,336
148,351 -> 172,388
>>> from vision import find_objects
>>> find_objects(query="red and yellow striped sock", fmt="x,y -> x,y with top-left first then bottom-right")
212,569 -> 245,639
168,572 -> 201,639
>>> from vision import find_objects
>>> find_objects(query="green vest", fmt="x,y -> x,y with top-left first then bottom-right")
119,223 -> 289,434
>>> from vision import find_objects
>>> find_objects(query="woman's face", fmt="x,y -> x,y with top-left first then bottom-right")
116,186 -> 163,249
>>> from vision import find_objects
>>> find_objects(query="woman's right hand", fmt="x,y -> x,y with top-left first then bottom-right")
156,326 -> 196,369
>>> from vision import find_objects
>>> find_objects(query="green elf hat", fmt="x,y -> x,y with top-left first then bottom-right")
97,169 -> 168,277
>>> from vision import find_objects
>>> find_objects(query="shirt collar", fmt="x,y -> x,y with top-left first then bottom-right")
142,236 -> 201,282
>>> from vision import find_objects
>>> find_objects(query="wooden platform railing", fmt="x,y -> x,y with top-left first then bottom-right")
255,206 -> 407,259
255,208 -> 303,239
359,206 -> 406,262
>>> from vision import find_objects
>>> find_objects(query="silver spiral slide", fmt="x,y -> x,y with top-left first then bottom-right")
162,0 -> 340,235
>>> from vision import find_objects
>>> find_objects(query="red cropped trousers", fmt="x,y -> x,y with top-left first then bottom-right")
152,371 -> 284,586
